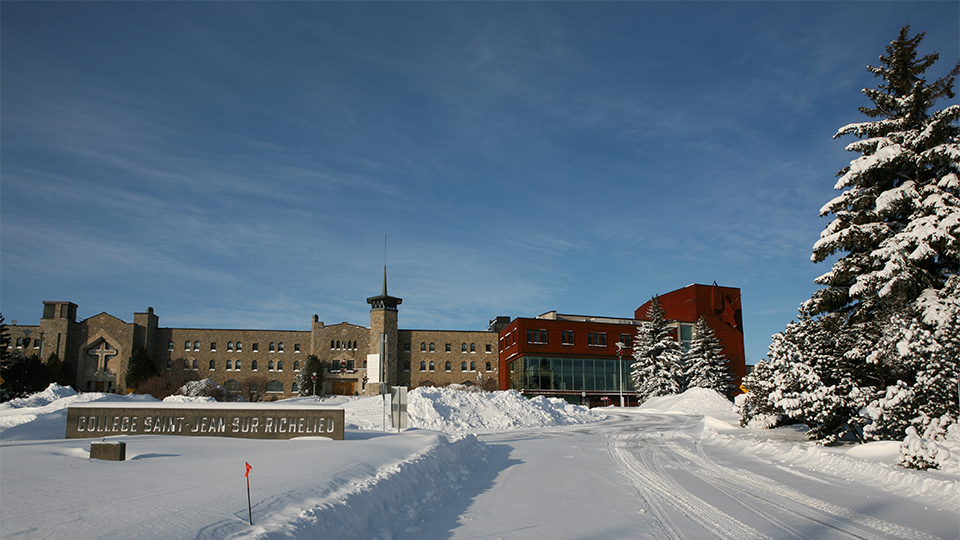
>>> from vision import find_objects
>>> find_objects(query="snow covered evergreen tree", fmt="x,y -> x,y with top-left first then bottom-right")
631,296 -> 684,402
684,317 -> 734,396
742,26 -> 959,450
296,354 -> 324,397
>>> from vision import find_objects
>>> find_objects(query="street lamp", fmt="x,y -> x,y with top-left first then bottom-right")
616,342 -> 627,407
311,372 -> 317,400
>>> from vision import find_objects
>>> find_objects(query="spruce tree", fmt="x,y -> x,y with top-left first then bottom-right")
631,296 -> 683,402
684,317 -> 734,396
125,346 -> 160,391
296,354 -> 324,397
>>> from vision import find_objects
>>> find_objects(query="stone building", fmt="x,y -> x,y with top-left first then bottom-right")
5,271 -> 500,398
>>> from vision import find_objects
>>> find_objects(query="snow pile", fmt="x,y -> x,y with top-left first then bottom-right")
163,394 -> 217,403
1,383 -> 79,409
408,387 -> 606,433
638,387 -> 737,415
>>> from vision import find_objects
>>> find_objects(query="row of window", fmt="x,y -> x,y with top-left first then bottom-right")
171,341 -> 300,354
408,342 -> 492,354
415,360 -> 493,372
172,359 -> 301,372
504,330 -> 634,348
331,340 -> 358,350
13,338 -> 40,348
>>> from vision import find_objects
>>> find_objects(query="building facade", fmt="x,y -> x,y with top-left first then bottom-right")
5,281 -> 742,404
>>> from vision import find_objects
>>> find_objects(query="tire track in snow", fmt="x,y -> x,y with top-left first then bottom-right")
609,433 -> 772,540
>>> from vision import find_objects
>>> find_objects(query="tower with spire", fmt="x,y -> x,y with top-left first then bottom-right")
365,267 -> 402,395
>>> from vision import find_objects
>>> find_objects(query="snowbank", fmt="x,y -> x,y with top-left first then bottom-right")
638,387 -> 737,415
407,387 -> 606,433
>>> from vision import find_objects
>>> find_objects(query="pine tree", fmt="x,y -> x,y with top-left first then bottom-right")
44,352 -> 76,388
296,354 -> 324,397
125,346 -> 160,391
684,317 -> 734,396
805,25 -> 960,322
631,296 -> 683,402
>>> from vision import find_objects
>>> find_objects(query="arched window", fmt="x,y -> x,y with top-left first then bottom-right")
235,360 -> 241,370
166,359 -> 172,370
193,341 -> 200,351
184,341 -> 191,351
278,342 -> 284,353
420,342 -> 426,352
486,362 -> 492,372
461,361 -> 467,371
269,342 -> 276,352
183,359 -> 190,369
209,359 -> 216,370
252,360 -> 258,371
227,341 -> 234,352
445,361 -> 451,372
429,361 -> 435,371
331,340 -> 336,349
224,380 -> 241,392
420,361 -> 426,371
429,342 -> 436,352
291,381 -> 299,393
277,361 -> 283,371
352,340 -> 357,349
237,342 -> 242,352
226,360 -> 233,370
266,380 -> 283,393
470,343 -> 476,353
404,360 -> 410,371
462,343 -> 468,353
192,359 -> 199,370
470,361 -> 476,371
363,360 -> 367,368
293,361 -> 300,371
268,360 -> 274,371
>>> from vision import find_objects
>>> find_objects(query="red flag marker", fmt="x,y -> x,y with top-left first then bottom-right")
245,462 -> 253,525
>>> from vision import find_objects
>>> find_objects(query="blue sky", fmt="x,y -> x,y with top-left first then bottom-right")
2,2 -> 957,364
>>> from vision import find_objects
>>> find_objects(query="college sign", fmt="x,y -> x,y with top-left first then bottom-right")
65,403 -> 344,440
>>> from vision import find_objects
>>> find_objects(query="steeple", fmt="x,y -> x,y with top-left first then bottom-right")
366,266 -> 402,311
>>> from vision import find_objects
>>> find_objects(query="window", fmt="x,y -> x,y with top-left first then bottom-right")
587,332 -> 607,347
268,360 -> 274,371
404,343 -> 411,353
252,360 -> 258,371
461,343 -> 467,353
237,342 -> 242,352
445,343 -> 452,353
619,334 -> 632,348
404,360 -> 410,371
192,359 -> 199,370
470,361 -> 476,371
193,341 -> 200,351
252,343 -> 259,353
470,343 -> 476,353
294,344 -> 300,353
235,360 -> 241,370
527,329 -> 548,344
168,341 -> 175,351
227,342 -> 234,352
420,342 -> 427,352
209,360 -> 216,370
293,361 -> 300,371
266,380 -> 283,393
420,361 -> 426,371
226,360 -> 233,370
429,342 -> 436,353
269,342 -> 276,352
291,381 -> 299,393
278,342 -> 284,353
277,361 -> 283,371
331,340 -> 336,349
461,361 -> 467,371
183,359 -> 190,369
15,338 -> 22,348
210,342 -> 217,352
166,359 -> 173,370
429,361 -> 435,371
486,344 -> 492,353
185,341 -> 191,351
445,361 -> 451,372
486,362 -> 492,372
225,380 -> 241,392
562,331 -> 575,345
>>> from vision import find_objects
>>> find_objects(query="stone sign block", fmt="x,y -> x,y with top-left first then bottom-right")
66,403 -> 344,440
90,441 -> 126,461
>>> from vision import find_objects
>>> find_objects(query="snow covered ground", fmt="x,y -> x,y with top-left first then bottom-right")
1,385 -> 957,539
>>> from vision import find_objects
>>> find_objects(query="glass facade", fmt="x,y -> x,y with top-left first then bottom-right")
509,356 -> 635,393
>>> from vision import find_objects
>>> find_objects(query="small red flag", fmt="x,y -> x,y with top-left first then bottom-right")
245,462 -> 252,478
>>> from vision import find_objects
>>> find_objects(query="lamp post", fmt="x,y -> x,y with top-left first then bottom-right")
615,342 -> 626,407
312,372 -> 317,400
